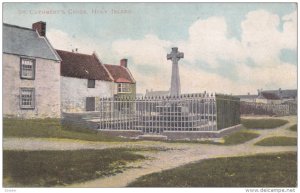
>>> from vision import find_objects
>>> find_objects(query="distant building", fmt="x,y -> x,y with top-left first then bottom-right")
3,22 -> 61,118
145,89 -> 170,97
237,88 -> 297,105
235,93 -> 257,103
261,88 -> 297,103
256,92 -> 282,104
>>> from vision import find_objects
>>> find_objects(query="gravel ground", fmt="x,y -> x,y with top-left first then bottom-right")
3,116 -> 297,187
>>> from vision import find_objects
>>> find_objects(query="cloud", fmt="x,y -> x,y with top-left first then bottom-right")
180,17 -> 245,68
241,10 -> 297,66
112,34 -> 172,67
47,9 -> 297,95
47,29 -> 112,62
281,11 -> 297,49
112,10 -> 297,94
112,34 -> 174,92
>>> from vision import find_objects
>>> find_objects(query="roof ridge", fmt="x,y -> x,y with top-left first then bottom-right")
55,49 -> 93,56
3,23 -> 34,31
104,63 -> 118,66
93,53 -> 114,82
122,65 -> 136,83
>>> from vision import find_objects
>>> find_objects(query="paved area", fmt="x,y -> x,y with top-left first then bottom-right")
3,116 -> 297,187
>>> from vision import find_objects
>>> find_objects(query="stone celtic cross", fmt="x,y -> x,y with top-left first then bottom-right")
167,47 -> 184,96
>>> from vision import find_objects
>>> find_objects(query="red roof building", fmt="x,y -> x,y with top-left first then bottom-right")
104,63 -> 135,84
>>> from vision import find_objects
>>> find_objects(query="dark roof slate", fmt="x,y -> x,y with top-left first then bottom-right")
258,92 -> 281,100
56,49 -> 112,81
263,89 -> 297,99
3,23 -> 60,61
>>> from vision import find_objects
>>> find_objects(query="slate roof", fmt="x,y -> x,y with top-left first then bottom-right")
56,50 -> 112,81
3,23 -> 60,61
257,92 -> 281,100
235,95 -> 258,99
262,89 -> 297,99
104,64 -> 135,83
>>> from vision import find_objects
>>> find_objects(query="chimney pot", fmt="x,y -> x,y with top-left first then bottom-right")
120,59 -> 128,68
32,21 -> 46,37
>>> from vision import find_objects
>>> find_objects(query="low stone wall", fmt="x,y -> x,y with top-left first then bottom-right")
163,124 -> 242,140
62,112 -> 242,140
99,130 -> 143,138
61,112 -> 100,130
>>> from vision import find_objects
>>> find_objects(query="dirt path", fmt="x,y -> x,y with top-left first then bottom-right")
3,116 -> 297,188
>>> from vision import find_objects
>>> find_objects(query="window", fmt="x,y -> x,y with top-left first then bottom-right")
20,58 -> 35,79
20,88 -> 35,109
88,79 -> 95,88
118,83 -> 131,93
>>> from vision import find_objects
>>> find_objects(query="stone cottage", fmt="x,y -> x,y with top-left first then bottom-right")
57,49 -> 114,112
3,21 -> 137,117
57,50 -> 136,112
256,92 -> 282,104
3,22 -> 61,118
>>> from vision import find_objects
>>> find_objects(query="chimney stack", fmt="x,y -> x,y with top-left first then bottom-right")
32,21 -> 46,37
120,59 -> 128,68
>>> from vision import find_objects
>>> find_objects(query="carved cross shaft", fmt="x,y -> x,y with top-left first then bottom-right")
167,47 -> 184,96
167,47 -> 184,63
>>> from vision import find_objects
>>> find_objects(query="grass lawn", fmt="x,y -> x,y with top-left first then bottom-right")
167,130 -> 259,145
128,152 -> 297,187
241,118 -> 288,129
288,124 -> 297,132
3,148 -> 144,187
3,118 -> 132,142
255,137 -> 297,146
222,130 -> 259,145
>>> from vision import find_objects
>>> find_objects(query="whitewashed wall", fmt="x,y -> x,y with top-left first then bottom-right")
3,53 -> 61,118
61,76 -> 114,112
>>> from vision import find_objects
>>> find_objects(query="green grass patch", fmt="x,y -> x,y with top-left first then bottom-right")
255,137 -> 297,146
128,152 -> 297,187
288,124 -> 297,132
241,118 -> 288,129
166,130 -> 259,145
222,130 -> 259,145
3,148 -> 144,187
3,118 -> 132,142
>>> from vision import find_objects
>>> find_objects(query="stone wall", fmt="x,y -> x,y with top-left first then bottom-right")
3,54 -> 61,118
61,76 -> 114,112
61,112 -> 101,129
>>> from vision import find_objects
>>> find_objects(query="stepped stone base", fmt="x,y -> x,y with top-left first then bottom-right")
99,130 -> 143,138
97,124 -> 242,141
137,134 -> 168,141
163,124 -> 242,140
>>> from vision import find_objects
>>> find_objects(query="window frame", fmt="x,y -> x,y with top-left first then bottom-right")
117,83 -> 131,93
20,57 -> 36,80
87,79 -> 96,88
20,88 -> 35,109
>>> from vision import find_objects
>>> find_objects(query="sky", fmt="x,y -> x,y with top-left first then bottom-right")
3,2 -> 298,95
